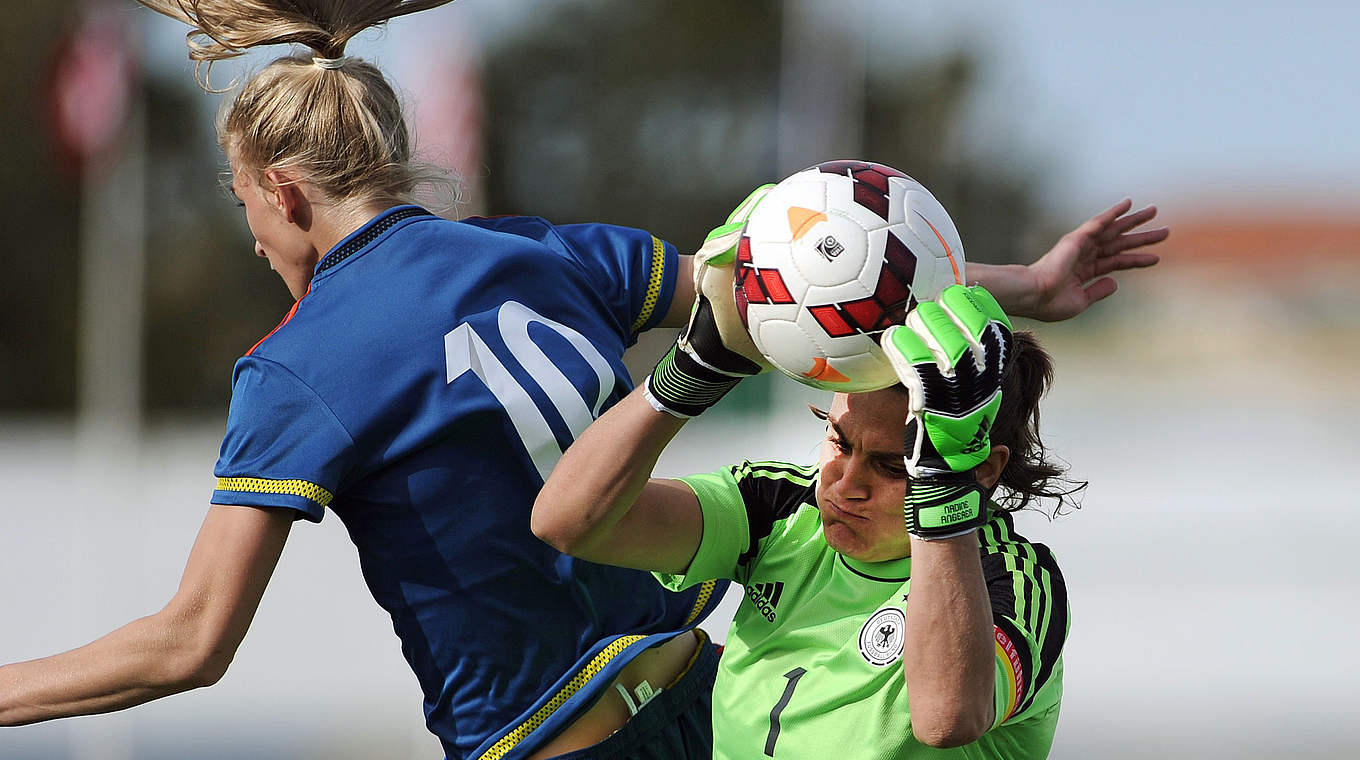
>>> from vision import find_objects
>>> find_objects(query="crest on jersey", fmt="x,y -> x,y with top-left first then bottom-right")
858,607 -> 906,667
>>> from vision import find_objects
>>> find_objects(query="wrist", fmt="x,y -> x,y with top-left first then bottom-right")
903,472 -> 989,540
645,343 -> 745,418
971,263 -> 1040,320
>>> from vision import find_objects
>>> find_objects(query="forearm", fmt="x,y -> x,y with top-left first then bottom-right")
1,506 -> 289,727
901,531 -> 995,748
0,608 -> 219,726
532,388 -> 689,562
965,263 -> 1039,320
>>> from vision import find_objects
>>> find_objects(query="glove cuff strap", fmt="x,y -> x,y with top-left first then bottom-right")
646,344 -> 743,418
904,472 -> 989,540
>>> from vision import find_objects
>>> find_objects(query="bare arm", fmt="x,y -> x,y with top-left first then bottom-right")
0,505 -> 292,726
532,387 -> 704,574
657,255 -> 695,328
970,199 -> 1168,321
901,532 -> 995,747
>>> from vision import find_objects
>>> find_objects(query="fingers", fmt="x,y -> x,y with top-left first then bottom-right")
727,183 -> 776,224
1091,252 -> 1160,278
1084,201 -> 1168,249
1075,199 -> 1133,239
1101,204 -> 1158,238
1104,226 -> 1169,255
881,324 -> 928,415
694,224 -> 744,267
908,300 -> 973,370
1081,276 -> 1118,305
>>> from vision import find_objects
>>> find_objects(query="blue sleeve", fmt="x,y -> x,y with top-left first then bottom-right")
211,355 -> 355,522
552,223 -> 678,338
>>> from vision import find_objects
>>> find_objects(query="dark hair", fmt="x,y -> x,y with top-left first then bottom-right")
989,331 -> 1085,516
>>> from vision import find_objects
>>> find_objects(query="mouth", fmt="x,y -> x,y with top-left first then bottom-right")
823,499 -> 866,521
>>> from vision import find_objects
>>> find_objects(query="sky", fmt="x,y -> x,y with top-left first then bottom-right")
937,0 -> 1360,215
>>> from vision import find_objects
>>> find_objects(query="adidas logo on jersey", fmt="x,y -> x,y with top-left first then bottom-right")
745,581 -> 785,622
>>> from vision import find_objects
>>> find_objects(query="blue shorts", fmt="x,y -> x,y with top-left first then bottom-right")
548,630 -> 718,760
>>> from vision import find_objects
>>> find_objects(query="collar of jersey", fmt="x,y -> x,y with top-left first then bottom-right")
839,552 -> 912,582
312,205 -> 434,278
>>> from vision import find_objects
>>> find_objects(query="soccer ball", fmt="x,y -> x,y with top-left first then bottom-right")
735,160 -> 966,392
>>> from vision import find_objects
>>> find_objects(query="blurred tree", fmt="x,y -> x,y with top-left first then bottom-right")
0,0 -> 81,412
3,0 -> 1051,416
480,0 -> 1047,411
481,0 -> 1044,263
863,50 -> 1045,267
481,0 -> 783,246
140,73 -> 293,414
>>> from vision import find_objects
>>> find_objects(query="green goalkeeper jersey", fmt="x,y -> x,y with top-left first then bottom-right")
657,461 -> 1068,760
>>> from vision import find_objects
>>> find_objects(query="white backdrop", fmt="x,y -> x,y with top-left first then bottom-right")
4,283 -> 1359,758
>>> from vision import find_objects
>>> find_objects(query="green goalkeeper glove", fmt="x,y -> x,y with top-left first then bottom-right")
882,285 -> 1013,539
645,185 -> 774,417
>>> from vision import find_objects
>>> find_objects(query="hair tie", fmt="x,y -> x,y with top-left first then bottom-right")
312,56 -> 348,70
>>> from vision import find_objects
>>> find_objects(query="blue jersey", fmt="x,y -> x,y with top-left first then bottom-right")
211,206 -> 725,760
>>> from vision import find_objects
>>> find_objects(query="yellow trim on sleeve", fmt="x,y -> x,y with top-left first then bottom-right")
215,477 -> 334,508
684,579 -> 718,626
629,235 -> 667,334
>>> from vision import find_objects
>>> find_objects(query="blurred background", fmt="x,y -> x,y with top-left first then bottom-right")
3,0 -> 1358,758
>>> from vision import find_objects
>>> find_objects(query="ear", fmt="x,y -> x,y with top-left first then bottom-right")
263,169 -> 305,224
974,445 -> 1010,490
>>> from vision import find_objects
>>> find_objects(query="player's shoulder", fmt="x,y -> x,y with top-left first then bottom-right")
458,214 -> 565,246
978,510 -> 1066,584
728,460 -> 819,551
731,460 -> 818,502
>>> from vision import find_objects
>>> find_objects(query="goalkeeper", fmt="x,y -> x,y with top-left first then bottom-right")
533,223 -> 1078,756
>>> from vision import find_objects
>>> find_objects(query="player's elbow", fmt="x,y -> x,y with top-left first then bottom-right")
153,606 -> 240,690
178,645 -> 235,689
910,703 -> 992,748
530,500 -> 590,557
912,718 -> 988,749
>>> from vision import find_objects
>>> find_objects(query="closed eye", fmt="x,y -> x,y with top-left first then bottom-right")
876,459 -> 908,479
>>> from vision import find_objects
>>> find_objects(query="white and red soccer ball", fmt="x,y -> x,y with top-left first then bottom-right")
735,160 -> 965,392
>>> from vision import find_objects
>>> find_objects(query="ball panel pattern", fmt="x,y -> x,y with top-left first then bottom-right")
734,160 -> 964,391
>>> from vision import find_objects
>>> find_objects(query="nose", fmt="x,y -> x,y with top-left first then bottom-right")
254,241 -> 267,259
827,453 -> 871,502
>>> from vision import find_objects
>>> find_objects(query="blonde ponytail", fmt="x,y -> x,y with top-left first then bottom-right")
138,0 -> 459,64
137,0 -> 459,208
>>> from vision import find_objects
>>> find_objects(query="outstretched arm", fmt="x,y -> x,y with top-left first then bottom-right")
970,199 -> 1168,321
0,505 -> 292,725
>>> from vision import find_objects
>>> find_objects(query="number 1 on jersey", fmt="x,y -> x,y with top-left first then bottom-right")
765,667 -> 806,756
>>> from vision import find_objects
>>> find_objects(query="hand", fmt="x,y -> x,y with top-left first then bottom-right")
644,185 -> 774,417
1024,199 -> 1168,321
682,184 -> 775,372
882,285 -> 1012,539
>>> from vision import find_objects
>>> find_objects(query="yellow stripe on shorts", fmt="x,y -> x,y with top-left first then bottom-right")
476,579 -> 718,759
477,633 -> 646,760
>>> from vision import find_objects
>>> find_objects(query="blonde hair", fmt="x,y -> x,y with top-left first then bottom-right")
137,0 -> 458,207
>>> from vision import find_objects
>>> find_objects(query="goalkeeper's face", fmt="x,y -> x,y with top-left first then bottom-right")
815,389 -> 913,562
